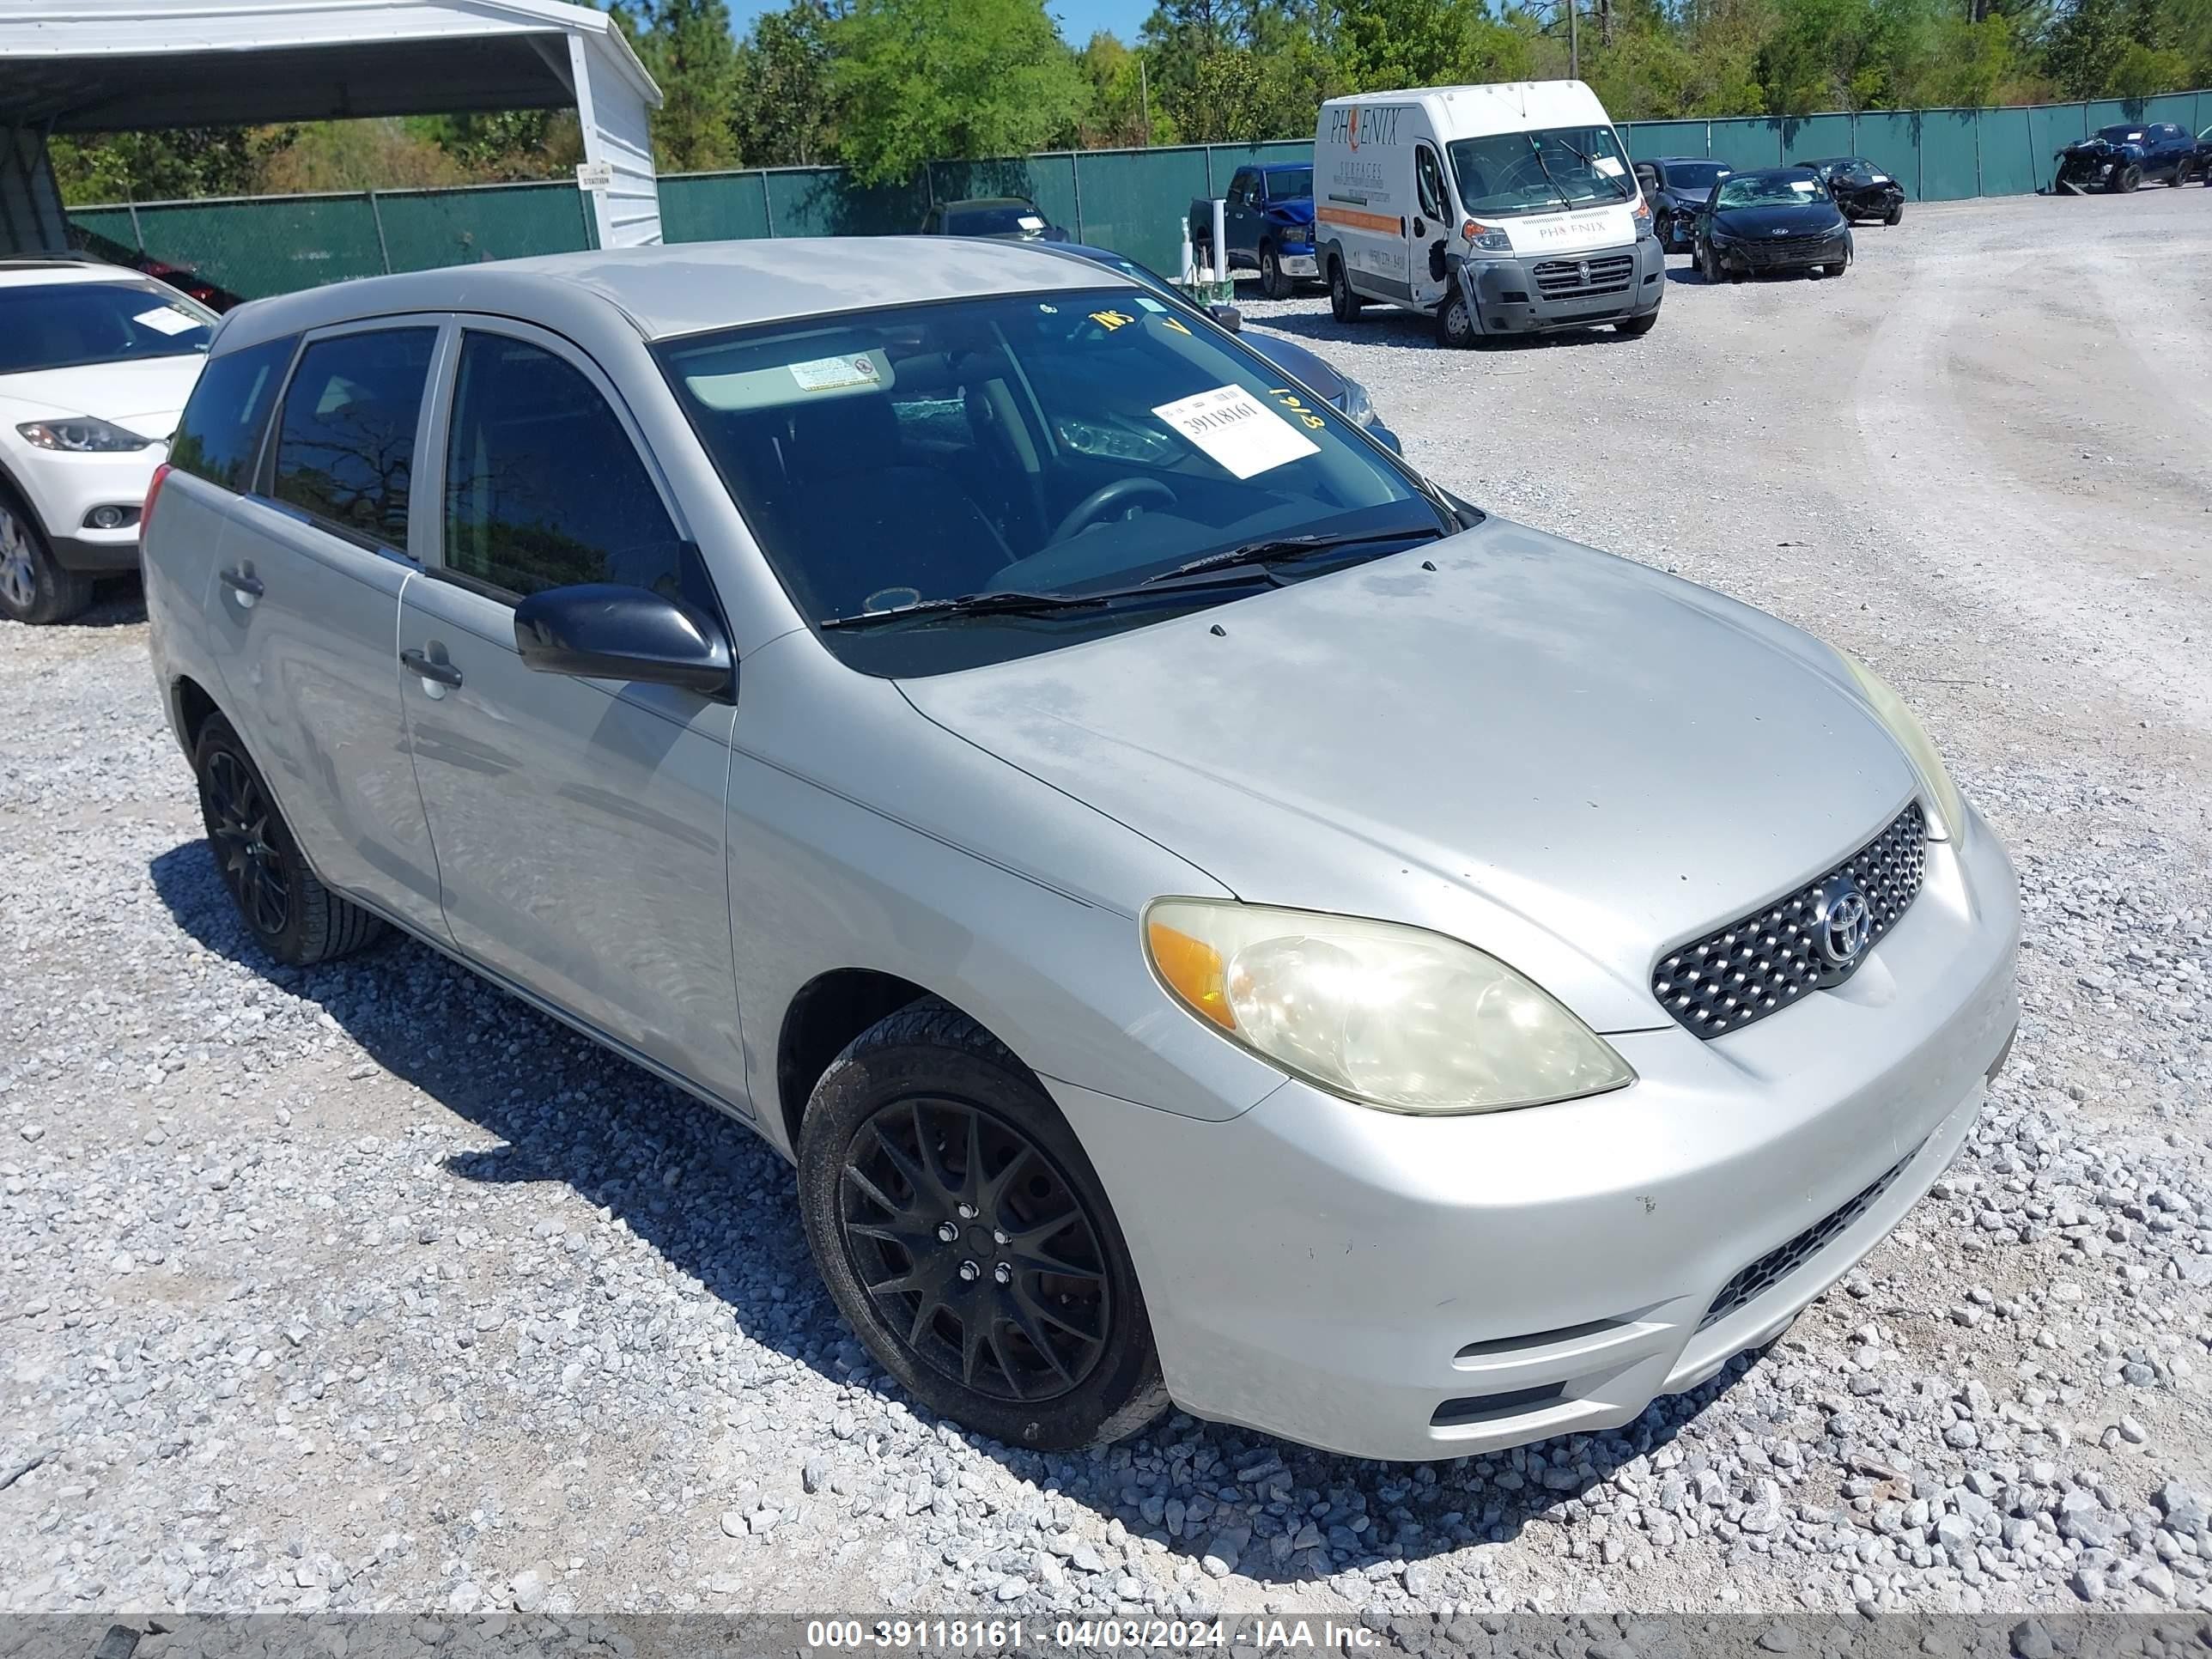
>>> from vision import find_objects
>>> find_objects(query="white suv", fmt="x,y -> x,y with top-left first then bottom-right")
0,258 -> 213,623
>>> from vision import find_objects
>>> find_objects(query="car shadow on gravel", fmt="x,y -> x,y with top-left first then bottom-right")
149,835 -> 1778,1588
1254,311 -> 1649,354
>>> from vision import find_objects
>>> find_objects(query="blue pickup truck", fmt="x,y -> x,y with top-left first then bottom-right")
1189,162 -> 1318,298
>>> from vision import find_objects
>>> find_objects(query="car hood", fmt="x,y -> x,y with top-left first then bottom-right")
2058,137 -> 2134,156
897,520 -> 1923,1033
1263,198 -> 1316,228
1241,331 -> 1345,401
1711,200 -> 1844,239
0,355 -> 204,441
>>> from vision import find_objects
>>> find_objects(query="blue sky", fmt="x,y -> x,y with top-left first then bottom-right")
725,0 -> 1152,44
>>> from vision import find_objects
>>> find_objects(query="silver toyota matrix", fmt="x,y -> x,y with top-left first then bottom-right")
142,240 -> 2019,1461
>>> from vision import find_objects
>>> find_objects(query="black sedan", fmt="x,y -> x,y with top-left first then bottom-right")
1047,241 -> 1401,453
918,197 -> 1069,240
1796,156 -> 1905,224
1632,156 -> 1734,253
1693,168 -> 1853,282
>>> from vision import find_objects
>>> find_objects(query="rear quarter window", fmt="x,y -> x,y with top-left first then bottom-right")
167,334 -> 298,494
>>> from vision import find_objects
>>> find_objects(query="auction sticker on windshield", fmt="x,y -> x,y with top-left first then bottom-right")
1152,385 -> 1318,479
790,353 -> 881,392
134,306 -> 201,336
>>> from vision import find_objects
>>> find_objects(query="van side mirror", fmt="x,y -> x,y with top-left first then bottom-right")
513,582 -> 733,697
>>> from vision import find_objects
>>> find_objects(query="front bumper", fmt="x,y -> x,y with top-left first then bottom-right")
2,441 -> 165,570
1459,237 -> 1665,334
1709,230 -> 1851,274
1276,243 -> 1319,278
1054,807 -> 2020,1462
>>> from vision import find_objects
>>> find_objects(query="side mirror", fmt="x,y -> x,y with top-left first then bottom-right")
514,582 -> 733,697
1208,302 -> 1244,331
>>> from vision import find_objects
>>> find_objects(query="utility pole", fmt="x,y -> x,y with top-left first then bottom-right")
1567,0 -> 1578,79
1139,54 -> 1151,148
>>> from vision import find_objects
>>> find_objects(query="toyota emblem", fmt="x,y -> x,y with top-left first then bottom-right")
1813,876 -> 1875,973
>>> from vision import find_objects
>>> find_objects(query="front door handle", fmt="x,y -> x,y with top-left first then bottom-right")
399,647 -> 463,696
219,568 -> 263,607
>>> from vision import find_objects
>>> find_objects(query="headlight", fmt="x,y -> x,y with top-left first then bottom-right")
1336,376 -> 1376,427
1462,218 -> 1513,253
16,417 -> 152,453
1838,652 -> 1967,842
1143,900 -> 1635,1115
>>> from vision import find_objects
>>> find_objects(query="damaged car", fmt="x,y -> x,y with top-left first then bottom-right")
1796,156 -> 1906,225
1694,167 -> 1853,282
2055,123 -> 2199,193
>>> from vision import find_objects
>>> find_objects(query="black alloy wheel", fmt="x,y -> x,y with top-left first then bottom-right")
799,1001 -> 1167,1449
1886,203 -> 1904,225
1260,244 -> 1292,300
2118,164 -> 2142,192
191,714 -> 383,965
204,745 -> 290,939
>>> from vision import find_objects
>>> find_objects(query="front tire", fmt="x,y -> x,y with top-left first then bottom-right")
2116,164 -> 2142,193
1328,257 -> 1364,322
1615,310 -> 1659,337
0,491 -> 94,626
1698,240 -> 1723,283
1435,286 -> 1478,348
798,1000 -> 1169,1450
1885,204 -> 1903,226
193,714 -> 384,966
1259,243 -> 1292,300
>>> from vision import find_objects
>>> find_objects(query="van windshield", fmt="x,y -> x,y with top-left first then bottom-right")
658,288 -> 1448,677
1448,125 -> 1636,217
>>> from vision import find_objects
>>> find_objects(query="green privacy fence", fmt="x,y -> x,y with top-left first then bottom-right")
70,91 -> 2210,302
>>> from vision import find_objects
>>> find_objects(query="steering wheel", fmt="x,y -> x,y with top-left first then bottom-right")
1049,477 -> 1177,544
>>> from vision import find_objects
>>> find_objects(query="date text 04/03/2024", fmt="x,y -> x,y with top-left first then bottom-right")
803,1619 -> 1383,1650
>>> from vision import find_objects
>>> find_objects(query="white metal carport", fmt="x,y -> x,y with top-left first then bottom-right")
0,0 -> 663,256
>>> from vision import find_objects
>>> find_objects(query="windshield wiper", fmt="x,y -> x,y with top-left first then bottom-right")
1524,135 -> 1577,214
818,589 -> 1111,631
1140,527 -> 1443,586
1548,135 -> 1633,202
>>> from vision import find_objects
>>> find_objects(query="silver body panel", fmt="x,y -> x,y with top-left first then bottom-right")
144,239 -> 2020,1461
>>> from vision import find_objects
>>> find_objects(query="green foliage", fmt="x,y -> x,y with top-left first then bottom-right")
616,0 -> 743,171
733,1 -> 841,165
48,128 -> 289,206
830,0 -> 1091,183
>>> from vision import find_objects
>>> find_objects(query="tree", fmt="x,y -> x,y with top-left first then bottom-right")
830,0 -> 1090,184
616,0 -> 742,172
47,128 -> 290,205
1079,33 -> 1178,146
733,1 -> 842,166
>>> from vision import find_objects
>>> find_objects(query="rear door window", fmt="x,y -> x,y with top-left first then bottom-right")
168,334 -> 297,494
269,327 -> 437,550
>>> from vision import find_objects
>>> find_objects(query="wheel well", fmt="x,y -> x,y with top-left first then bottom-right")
775,969 -> 934,1151
173,675 -> 220,755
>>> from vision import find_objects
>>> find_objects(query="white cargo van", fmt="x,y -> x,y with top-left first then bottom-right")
1314,81 -> 1663,346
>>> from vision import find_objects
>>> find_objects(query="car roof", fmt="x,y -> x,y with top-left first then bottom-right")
1727,166 -> 1821,180
215,237 -> 1132,354
0,258 -> 155,290
943,197 -> 1036,210
1650,155 -> 1722,165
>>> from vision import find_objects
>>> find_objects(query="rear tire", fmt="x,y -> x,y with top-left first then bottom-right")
193,714 -> 384,967
1328,257 -> 1364,322
797,1000 -> 1169,1451
0,491 -> 94,627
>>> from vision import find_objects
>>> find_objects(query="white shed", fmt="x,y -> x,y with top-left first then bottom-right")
0,0 -> 664,255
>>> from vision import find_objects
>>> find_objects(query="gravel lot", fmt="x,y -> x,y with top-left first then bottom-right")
3,188 -> 2209,1629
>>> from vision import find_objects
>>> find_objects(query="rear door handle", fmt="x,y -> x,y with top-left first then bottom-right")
399,647 -> 463,694
219,568 -> 263,606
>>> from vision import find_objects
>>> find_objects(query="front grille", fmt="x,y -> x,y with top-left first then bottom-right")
1698,1145 -> 1921,1331
1653,803 -> 1928,1037
1744,235 -> 1838,267
1533,252 -> 1634,299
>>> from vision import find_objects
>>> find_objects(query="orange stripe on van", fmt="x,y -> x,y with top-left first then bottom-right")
1317,205 -> 1402,234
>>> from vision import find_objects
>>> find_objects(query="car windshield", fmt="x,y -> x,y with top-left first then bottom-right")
0,279 -> 214,374
2096,126 -> 2145,143
1448,125 -> 1635,216
947,204 -> 1046,235
1262,167 -> 1313,198
1827,159 -> 1878,181
1716,173 -> 1826,209
1667,161 -> 1729,191
658,288 -> 1447,676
